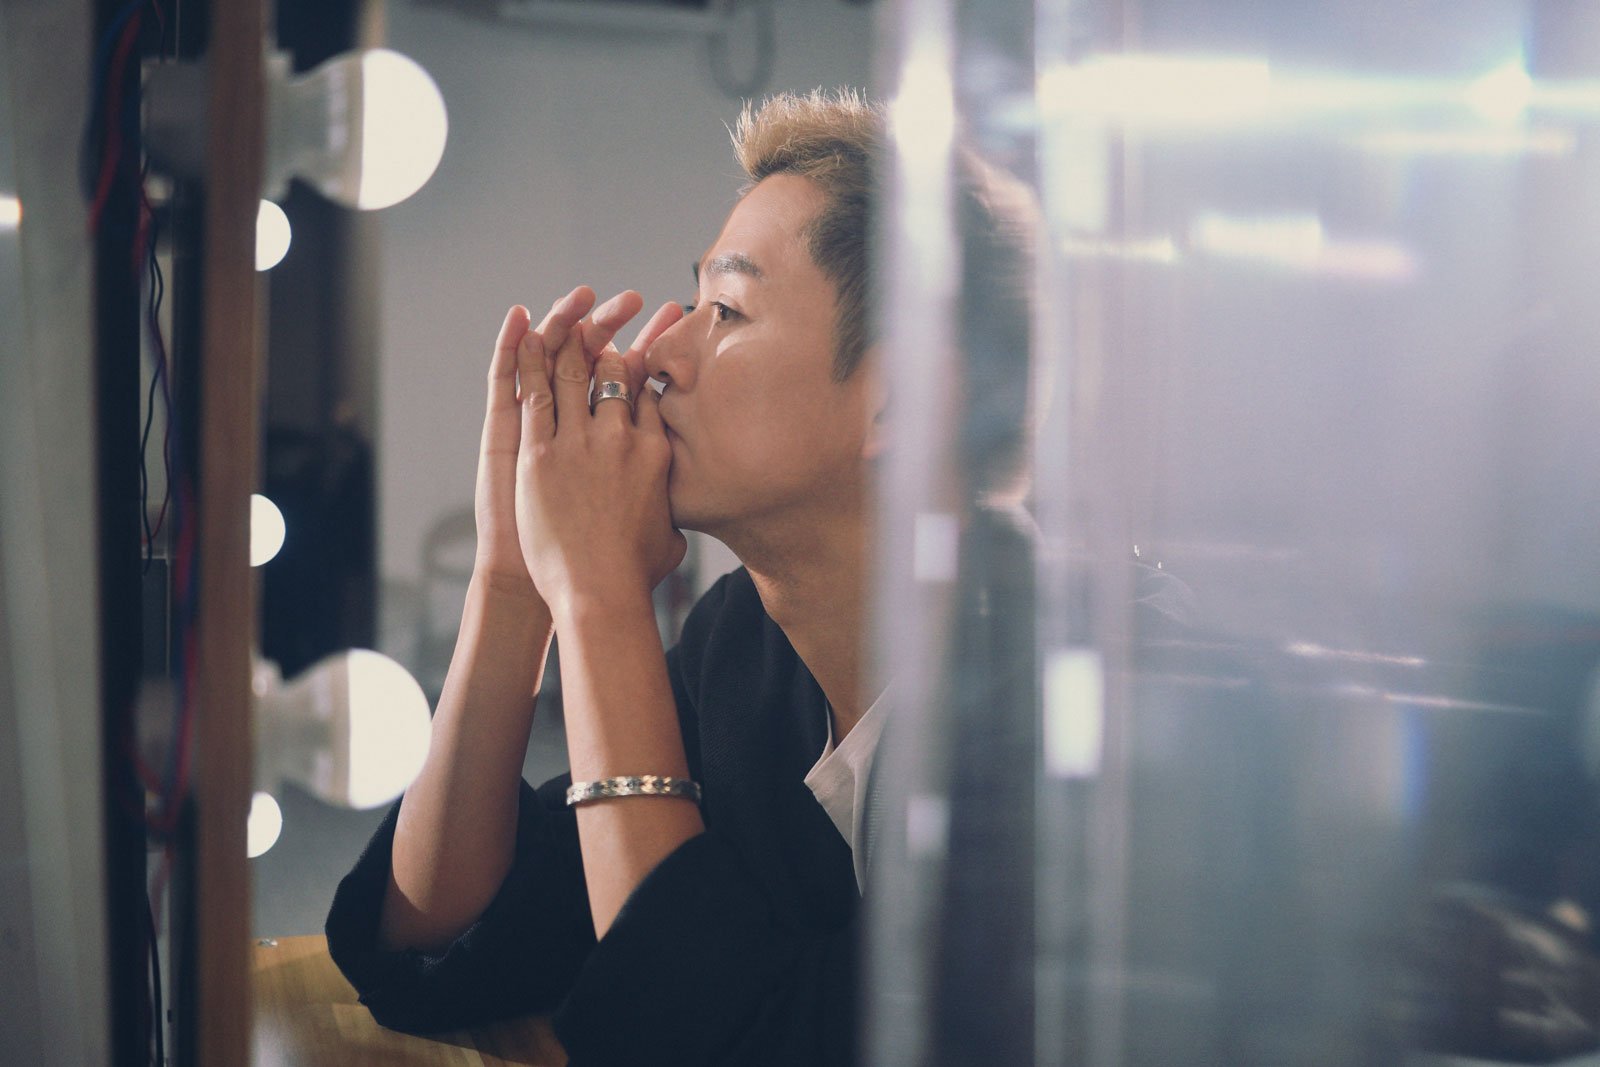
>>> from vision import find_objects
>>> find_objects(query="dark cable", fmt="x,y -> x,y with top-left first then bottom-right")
145,886 -> 164,1066
147,226 -> 173,548
138,167 -> 158,571
139,181 -> 174,573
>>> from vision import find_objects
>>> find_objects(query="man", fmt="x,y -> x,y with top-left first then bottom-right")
327,88 -> 1029,1064
329,89 -> 893,1064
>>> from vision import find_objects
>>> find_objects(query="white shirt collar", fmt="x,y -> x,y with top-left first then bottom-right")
802,691 -> 888,893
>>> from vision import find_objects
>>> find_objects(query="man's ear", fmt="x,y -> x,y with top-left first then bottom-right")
859,345 -> 888,462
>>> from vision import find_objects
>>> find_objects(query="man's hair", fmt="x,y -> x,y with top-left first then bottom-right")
733,89 -> 1036,488
732,89 -> 883,382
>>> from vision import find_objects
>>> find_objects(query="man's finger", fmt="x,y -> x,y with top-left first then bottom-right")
536,285 -> 597,363
620,301 -> 683,397
489,305 -> 531,415
550,317 -> 592,429
582,290 -> 645,359
518,324 -> 556,442
591,352 -> 633,428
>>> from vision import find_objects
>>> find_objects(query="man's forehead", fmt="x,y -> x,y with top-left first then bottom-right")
692,174 -> 824,286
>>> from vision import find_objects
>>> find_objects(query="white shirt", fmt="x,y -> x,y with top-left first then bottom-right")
803,691 -> 887,892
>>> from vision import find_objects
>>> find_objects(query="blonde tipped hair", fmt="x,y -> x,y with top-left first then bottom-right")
731,88 -> 884,186
731,89 -> 885,380
730,90 -> 1036,491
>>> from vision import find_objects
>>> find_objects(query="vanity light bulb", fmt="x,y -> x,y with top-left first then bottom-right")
355,49 -> 448,210
250,493 -> 286,567
343,649 -> 432,809
265,47 -> 448,211
247,791 -> 283,858
255,200 -> 291,271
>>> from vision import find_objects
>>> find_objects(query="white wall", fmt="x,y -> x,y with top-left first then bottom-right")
376,0 -> 877,596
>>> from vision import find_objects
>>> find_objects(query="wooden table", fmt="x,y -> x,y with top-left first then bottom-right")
252,935 -> 567,1066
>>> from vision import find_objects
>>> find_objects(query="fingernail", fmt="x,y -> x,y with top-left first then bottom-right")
593,295 -> 621,321
558,287 -> 584,314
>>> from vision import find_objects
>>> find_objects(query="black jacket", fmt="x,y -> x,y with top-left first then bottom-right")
326,567 -> 863,1065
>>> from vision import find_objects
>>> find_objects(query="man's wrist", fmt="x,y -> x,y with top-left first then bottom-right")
552,582 -> 657,633
468,569 -> 554,630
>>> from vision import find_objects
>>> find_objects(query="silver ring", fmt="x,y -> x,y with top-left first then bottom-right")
591,379 -> 634,413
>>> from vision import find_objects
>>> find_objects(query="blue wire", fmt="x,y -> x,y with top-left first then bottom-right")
93,0 -> 149,92
82,0 -> 149,203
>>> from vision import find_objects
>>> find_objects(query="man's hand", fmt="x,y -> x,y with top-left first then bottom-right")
380,294 -> 611,952
474,289 -> 593,598
513,290 -> 686,617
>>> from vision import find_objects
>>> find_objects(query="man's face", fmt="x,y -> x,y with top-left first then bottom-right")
646,173 -> 876,537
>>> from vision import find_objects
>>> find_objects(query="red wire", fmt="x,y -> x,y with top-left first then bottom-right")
88,12 -> 143,234
90,1 -> 187,839
106,1 -> 202,838
135,747 -> 164,796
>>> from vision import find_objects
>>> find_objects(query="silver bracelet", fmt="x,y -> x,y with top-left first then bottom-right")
565,775 -> 703,807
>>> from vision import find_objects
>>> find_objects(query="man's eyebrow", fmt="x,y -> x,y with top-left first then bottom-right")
692,252 -> 764,284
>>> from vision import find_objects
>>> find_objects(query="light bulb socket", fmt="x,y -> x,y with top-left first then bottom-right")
264,50 -> 365,206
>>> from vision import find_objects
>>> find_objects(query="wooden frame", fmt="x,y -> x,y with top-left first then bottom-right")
195,1 -> 265,1062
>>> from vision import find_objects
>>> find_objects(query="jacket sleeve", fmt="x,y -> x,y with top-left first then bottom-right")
324,773 -> 597,1034
551,830 -> 859,1066
550,571 -> 860,1066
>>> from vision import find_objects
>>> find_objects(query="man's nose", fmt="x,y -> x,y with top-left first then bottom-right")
644,313 -> 696,390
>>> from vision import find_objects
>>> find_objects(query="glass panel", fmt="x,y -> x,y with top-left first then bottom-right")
873,1 -> 1600,1063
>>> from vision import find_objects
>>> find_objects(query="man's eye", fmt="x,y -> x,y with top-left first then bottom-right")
682,301 -> 738,322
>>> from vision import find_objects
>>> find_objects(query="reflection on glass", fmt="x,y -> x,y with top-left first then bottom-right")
873,1 -> 1600,1064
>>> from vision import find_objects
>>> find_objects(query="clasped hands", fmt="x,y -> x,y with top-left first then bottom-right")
474,285 -> 688,621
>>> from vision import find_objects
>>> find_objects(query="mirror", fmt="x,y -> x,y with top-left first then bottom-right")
249,0 -> 877,952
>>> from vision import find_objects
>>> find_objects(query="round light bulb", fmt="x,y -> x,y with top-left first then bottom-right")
247,791 -> 283,858
356,50 -> 448,210
255,199 -> 291,271
343,649 -> 432,809
250,493 -> 286,567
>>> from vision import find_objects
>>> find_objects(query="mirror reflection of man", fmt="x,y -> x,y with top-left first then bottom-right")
327,89 -> 1034,1063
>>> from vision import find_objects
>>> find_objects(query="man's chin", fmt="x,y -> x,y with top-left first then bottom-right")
666,492 -> 698,534
668,507 -> 708,536
666,490 -> 718,538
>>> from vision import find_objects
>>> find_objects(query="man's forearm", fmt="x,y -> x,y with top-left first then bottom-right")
379,572 -> 554,953
557,589 -> 705,938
